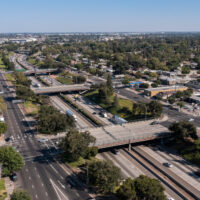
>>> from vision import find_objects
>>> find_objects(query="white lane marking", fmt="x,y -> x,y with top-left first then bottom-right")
49,179 -> 69,200
29,176 -> 31,180
58,180 -> 65,189
32,185 -> 34,189
75,191 -> 80,197
49,164 -> 59,174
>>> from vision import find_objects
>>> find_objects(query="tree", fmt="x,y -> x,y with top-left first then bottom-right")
0,122 -> 7,135
85,146 -> 98,159
182,66 -> 190,74
0,146 -> 24,176
134,175 -> 166,200
116,178 -> 136,200
106,74 -> 113,95
167,96 -> 176,104
147,101 -> 163,118
122,76 -> 130,85
38,105 -> 74,134
59,129 -> 96,162
112,95 -> 120,109
177,101 -> 184,110
87,160 -> 122,193
169,121 -> 198,141
16,86 -> 36,101
135,71 -> 142,79
10,189 -> 31,200
151,82 -> 158,88
73,75 -> 86,84
139,83 -> 149,89
15,72 -> 31,87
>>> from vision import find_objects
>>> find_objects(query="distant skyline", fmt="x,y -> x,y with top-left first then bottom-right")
1,0 -> 200,33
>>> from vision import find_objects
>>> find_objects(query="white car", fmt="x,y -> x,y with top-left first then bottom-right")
189,118 -> 194,122
38,138 -> 49,143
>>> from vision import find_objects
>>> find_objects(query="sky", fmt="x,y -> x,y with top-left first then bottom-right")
0,0 -> 200,33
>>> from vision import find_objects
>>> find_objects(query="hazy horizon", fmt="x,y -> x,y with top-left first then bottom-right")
1,0 -> 200,32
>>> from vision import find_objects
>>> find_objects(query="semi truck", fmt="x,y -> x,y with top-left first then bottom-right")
66,110 -> 77,121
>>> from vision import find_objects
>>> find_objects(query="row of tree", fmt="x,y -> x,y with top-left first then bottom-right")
38,105 -> 75,134
1,52 -> 15,71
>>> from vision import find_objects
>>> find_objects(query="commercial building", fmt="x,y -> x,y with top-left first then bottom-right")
159,75 -> 190,85
144,85 -> 188,97
129,81 -> 143,88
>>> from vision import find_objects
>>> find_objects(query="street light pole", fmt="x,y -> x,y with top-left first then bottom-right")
144,104 -> 147,121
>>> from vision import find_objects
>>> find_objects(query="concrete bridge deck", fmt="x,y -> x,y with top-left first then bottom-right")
88,120 -> 170,148
32,84 -> 90,94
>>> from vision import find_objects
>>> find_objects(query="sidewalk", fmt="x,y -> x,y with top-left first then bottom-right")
4,177 -> 14,200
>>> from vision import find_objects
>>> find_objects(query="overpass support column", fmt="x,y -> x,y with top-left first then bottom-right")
128,140 -> 131,151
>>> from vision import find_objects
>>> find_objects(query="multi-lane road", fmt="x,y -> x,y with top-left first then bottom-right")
117,88 -> 200,128
0,72 -> 91,200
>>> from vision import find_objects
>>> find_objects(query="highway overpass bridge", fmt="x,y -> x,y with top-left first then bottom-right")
88,121 -> 170,149
24,69 -> 58,75
32,84 -> 90,94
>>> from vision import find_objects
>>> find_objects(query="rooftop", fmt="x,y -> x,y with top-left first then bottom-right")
145,85 -> 187,92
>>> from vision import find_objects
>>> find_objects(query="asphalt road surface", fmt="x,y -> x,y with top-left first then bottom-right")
0,72 -> 91,200
118,88 -> 200,128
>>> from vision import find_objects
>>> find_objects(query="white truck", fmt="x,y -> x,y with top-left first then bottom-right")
113,115 -> 127,124
0,116 -> 5,122
66,110 -> 77,121
100,112 -> 107,118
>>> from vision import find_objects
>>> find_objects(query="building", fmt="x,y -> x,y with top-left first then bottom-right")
129,81 -> 143,88
144,85 -> 188,97
9,38 -> 37,43
159,75 -> 190,85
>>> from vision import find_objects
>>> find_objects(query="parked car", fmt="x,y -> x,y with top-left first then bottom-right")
38,138 -> 49,143
189,118 -> 194,122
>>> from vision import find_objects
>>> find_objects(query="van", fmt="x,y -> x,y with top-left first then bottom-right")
0,116 -> 4,122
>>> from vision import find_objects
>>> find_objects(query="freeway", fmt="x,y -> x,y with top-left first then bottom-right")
50,95 -> 92,129
0,73 -> 91,200
9,53 -> 24,70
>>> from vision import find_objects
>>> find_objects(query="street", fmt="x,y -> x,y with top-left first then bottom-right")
0,72 -> 91,200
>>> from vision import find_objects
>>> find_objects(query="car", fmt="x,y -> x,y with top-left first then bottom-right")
93,112 -> 96,114
163,162 -> 173,168
111,148 -> 119,155
194,170 -> 200,177
189,118 -> 194,122
167,198 -> 175,200
150,121 -> 159,125
5,137 -> 11,142
10,173 -> 18,181
38,138 -> 49,143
